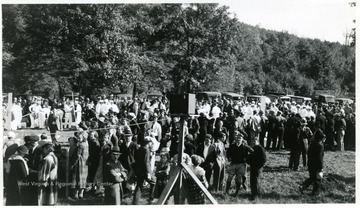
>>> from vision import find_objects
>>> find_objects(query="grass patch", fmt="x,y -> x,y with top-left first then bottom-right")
3,129 -> 356,204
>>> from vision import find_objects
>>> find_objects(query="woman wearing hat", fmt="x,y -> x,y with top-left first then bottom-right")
69,131 -> 89,199
5,145 -> 29,205
94,132 -> 113,196
103,146 -> 128,205
38,141 -> 58,205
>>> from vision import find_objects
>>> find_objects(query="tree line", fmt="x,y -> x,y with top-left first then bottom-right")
2,4 -> 355,99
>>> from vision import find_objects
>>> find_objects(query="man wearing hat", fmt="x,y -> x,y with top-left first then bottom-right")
5,145 -> 29,205
292,118 -> 313,171
247,139 -> 267,200
226,131 -> 254,195
47,107 -> 59,141
21,135 -> 41,205
266,110 -> 276,149
103,146 -> 128,205
274,111 -> 286,150
258,110 -> 268,147
119,127 -> 138,172
197,112 -> 209,146
299,123 -> 325,195
133,136 -> 156,204
334,113 -> 346,151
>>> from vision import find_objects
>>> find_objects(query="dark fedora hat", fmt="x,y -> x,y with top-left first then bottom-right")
111,146 -> 121,155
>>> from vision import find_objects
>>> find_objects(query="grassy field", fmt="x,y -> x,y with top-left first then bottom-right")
2,129 -> 356,205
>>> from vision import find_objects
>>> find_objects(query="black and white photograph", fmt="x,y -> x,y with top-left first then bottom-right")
1,0 -> 357,206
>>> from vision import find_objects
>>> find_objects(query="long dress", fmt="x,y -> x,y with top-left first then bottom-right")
5,154 -> 29,205
38,152 -> 58,205
77,141 -> 89,188
69,141 -> 89,189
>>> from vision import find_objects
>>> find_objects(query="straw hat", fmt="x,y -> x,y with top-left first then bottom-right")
8,131 -> 16,138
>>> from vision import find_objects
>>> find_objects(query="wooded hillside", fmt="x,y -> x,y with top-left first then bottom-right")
2,4 -> 355,98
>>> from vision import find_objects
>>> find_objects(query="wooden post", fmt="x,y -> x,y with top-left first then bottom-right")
156,95 -> 218,205
156,166 -> 181,205
182,163 -> 218,204
64,147 -> 69,198
177,116 -> 185,166
177,116 -> 186,203
6,93 -> 13,131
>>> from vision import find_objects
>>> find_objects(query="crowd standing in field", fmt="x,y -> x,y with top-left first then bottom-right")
2,93 -> 356,205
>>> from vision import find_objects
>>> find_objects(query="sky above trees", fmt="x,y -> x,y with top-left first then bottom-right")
5,0 -> 356,44
225,0 -> 356,44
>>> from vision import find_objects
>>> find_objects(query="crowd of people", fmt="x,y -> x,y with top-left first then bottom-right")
2,93 -> 356,205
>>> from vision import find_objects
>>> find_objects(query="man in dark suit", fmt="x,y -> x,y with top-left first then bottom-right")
133,136 -> 155,204
47,107 -> 58,144
119,130 -> 138,172
299,123 -> 325,195
197,112 -> 209,146
196,134 -> 216,185
316,110 -> 327,132
22,135 -> 40,205
247,140 -> 267,200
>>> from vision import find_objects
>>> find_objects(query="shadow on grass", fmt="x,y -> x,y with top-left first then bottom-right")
263,165 -> 290,173
324,192 -> 355,203
269,150 -> 291,155
259,191 -> 302,201
325,173 -> 355,185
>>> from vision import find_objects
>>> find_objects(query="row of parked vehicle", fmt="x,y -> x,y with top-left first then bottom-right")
195,91 -> 354,106
11,91 -> 351,106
